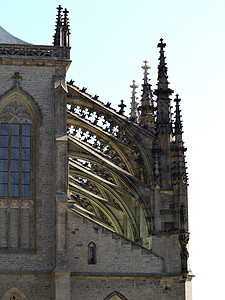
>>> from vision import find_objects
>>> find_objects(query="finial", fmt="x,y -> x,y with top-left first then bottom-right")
142,60 -> 150,85
154,38 -> 173,98
63,8 -> 70,30
174,94 -> 183,140
157,38 -> 166,51
63,8 -> 70,47
118,100 -> 126,115
138,61 -> 155,130
130,80 -> 139,123
53,5 -> 63,46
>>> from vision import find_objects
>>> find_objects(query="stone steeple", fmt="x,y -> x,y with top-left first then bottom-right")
154,38 -> 173,134
154,39 -> 174,188
139,60 -> 155,131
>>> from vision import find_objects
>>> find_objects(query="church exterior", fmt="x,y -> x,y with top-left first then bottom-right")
0,6 -> 192,300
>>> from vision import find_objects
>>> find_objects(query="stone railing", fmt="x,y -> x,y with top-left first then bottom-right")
0,44 -> 70,59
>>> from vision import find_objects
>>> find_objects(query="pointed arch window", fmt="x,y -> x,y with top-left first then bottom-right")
0,101 -> 31,198
3,287 -> 27,300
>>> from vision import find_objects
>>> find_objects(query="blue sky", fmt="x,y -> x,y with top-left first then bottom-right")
1,1 -> 225,299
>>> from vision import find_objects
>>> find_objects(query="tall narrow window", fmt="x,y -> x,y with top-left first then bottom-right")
0,102 -> 31,198
88,242 -> 96,264
0,99 -> 34,250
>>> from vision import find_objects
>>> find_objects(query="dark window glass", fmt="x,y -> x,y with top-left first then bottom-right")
11,122 -> 19,135
22,161 -> 30,172
0,160 -> 8,171
11,148 -> 19,159
21,184 -> 30,197
11,160 -> 19,172
10,172 -> 19,184
10,184 -> 19,197
0,148 -> 8,159
0,172 -> 8,183
21,172 -> 30,184
0,135 -> 8,147
0,117 -> 31,198
22,136 -> 30,148
0,121 -> 9,134
22,148 -> 30,160
22,123 -> 30,136
11,135 -> 19,147
0,184 -> 7,196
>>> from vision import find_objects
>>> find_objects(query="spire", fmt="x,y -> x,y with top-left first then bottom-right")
154,38 -> 173,99
63,8 -> 70,47
174,94 -> 183,141
53,5 -> 63,46
129,80 -> 139,123
154,39 -> 174,189
154,39 -> 173,134
53,6 -> 70,47
138,60 -> 155,130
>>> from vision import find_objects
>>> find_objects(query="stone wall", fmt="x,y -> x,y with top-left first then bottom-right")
0,62 -> 57,273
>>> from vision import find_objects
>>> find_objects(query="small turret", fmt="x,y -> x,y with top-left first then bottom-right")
139,60 -> 155,131
129,80 -> 139,123
53,5 -> 63,46
174,94 -> 183,141
171,94 -> 188,186
63,8 -> 70,47
53,5 -> 70,47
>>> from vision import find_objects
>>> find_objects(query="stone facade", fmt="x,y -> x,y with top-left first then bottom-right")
0,6 -> 192,300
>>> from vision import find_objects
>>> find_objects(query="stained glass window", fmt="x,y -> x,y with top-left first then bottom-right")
0,102 -> 31,198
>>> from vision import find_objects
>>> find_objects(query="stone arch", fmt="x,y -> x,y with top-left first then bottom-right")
0,88 -> 42,125
104,291 -> 128,300
3,287 -> 27,300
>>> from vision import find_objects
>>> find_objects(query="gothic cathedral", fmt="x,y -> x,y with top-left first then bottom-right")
0,6 -> 192,300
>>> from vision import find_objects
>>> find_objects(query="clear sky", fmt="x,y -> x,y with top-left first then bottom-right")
1,1 -> 225,299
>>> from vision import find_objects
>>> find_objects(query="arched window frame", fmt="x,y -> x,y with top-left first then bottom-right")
0,88 -> 42,250
88,241 -> 96,264
0,89 -> 41,200
3,287 -> 27,300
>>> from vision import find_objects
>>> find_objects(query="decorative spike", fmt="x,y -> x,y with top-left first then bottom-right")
129,80 -> 139,123
81,87 -> 87,93
69,79 -> 74,85
174,94 -> 183,140
93,95 -> 99,100
53,5 -> 63,46
63,8 -> 70,31
63,8 -> 70,47
105,102 -> 111,108
118,100 -> 126,115
138,60 -> 155,130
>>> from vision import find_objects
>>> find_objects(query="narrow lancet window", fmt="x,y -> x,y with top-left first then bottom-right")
88,242 -> 96,264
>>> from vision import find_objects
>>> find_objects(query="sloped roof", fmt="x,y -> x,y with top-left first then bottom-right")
0,26 -> 30,45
